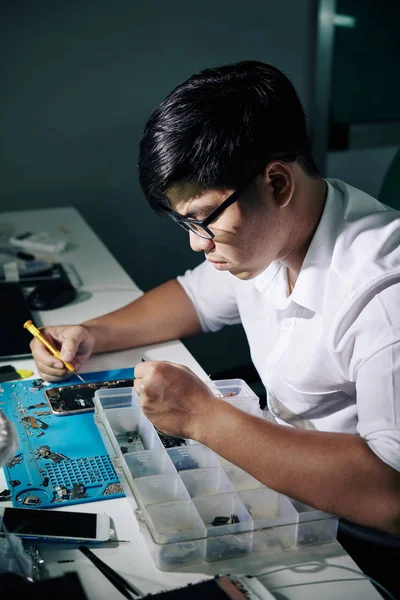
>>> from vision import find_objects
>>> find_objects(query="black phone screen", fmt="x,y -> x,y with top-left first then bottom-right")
3,507 -> 97,538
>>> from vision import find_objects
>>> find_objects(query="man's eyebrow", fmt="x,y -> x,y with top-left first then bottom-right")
184,203 -> 216,219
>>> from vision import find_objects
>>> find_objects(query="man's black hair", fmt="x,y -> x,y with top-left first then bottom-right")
138,60 -> 320,213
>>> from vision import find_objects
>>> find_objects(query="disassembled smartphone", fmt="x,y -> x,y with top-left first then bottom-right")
44,378 -> 134,416
0,506 -> 111,542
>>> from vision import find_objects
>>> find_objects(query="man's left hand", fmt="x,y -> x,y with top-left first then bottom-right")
133,360 -> 218,440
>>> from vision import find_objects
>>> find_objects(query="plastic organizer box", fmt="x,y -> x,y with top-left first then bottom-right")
93,379 -> 338,571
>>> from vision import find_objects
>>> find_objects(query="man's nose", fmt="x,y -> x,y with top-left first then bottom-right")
189,230 -> 215,252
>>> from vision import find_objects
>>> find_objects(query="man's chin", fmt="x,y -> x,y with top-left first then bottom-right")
228,266 -> 258,280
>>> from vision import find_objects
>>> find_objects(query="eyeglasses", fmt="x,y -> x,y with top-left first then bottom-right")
165,176 -> 255,240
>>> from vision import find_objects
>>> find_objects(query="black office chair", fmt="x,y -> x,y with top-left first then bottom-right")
337,519 -> 400,599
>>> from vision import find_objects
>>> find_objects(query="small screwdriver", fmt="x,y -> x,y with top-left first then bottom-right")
24,320 -> 86,382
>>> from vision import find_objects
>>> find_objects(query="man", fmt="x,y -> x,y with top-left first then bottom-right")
31,61 -> 399,589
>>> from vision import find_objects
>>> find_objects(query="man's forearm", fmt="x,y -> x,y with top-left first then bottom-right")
197,401 -> 400,534
83,279 -> 202,353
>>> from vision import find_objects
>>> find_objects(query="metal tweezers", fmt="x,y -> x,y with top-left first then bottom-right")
79,545 -> 143,599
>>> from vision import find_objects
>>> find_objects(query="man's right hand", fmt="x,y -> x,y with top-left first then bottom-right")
30,324 -> 95,382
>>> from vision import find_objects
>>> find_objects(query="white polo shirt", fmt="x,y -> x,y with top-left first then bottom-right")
177,179 -> 400,473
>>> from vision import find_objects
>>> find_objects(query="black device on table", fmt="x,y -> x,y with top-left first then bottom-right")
0,266 -> 76,360
26,279 -> 77,310
0,261 -> 77,311
0,283 -> 33,360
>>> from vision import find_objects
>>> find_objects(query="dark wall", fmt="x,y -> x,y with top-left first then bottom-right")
0,0 -> 315,373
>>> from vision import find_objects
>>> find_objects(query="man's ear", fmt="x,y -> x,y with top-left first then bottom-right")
262,161 -> 294,208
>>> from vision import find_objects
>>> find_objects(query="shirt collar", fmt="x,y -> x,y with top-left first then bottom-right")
253,180 -> 343,314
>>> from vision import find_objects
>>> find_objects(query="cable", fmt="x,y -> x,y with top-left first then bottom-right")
256,560 -> 397,600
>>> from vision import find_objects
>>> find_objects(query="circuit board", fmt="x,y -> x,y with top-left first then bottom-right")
0,368 -> 134,509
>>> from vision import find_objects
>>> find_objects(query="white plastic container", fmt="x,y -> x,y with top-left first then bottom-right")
93,382 -> 338,570
206,378 -> 262,416
207,378 -> 255,398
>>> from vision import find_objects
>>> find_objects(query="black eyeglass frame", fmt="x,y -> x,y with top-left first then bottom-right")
165,176 -> 256,240
163,152 -> 298,239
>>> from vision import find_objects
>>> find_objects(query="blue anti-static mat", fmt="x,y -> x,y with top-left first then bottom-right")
0,368 -> 134,509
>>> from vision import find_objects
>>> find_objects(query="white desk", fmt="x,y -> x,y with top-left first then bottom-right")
0,207 -> 381,599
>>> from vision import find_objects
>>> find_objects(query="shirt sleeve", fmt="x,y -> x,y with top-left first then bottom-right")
351,284 -> 400,472
356,344 -> 400,472
177,260 -> 241,333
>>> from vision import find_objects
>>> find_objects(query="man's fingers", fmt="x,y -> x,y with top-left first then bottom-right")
137,385 -> 145,399
133,360 -> 148,379
30,338 -> 58,367
134,380 -> 144,398
30,324 -> 93,383
34,358 -> 70,382
59,326 -> 88,362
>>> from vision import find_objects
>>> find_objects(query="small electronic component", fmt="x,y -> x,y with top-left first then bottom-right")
70,483 -> 86,500
23,495 -> 41,505
211,516 -> 230,526
211,514 -> 240,526
55,485 -> 68,499
0,489 -> 12,502
22,416 -> 49,430
23,416 -> 38,428
31,379 -> 45,390
156,429 -> 187,449
36,445 -> 69,463
28,402 -> 47,409
7,454 -> 23,468
44,378 -> 134,415
118,430 -> 144,454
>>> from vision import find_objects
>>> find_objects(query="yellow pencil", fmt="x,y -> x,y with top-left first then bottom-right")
24,320 -> 86,383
